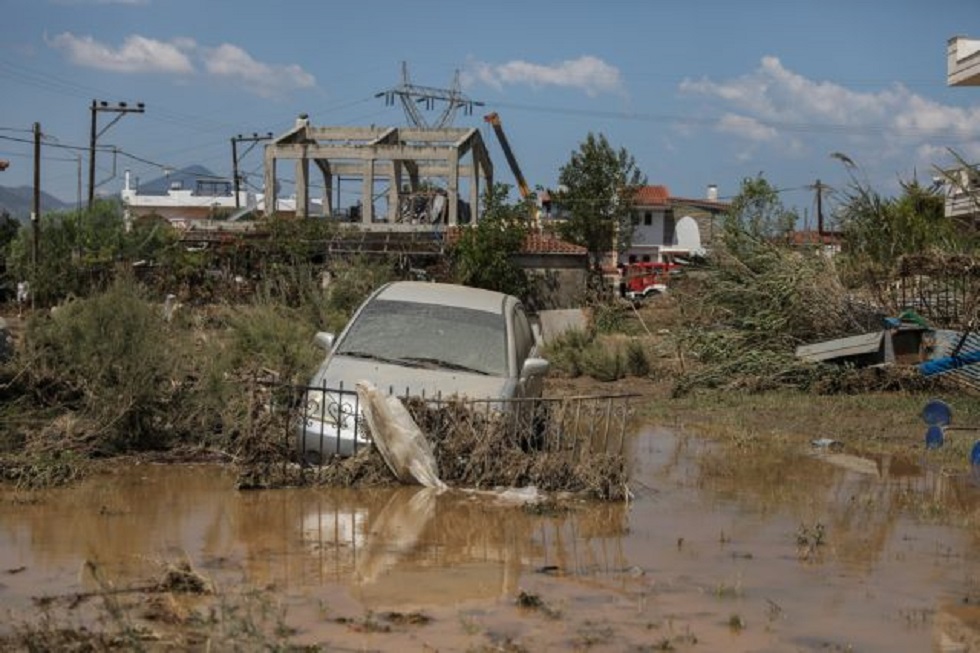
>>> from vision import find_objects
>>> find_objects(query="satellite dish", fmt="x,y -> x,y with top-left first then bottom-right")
921,399 -> 952,427
925,425 -> 945,449
971,440 -> 980,467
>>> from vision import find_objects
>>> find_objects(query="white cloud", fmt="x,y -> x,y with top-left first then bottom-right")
202,44 -> 315,98
48,32 -> 316,97
464,55 -> 623,96
679,56 -> 980,161
717,114 -> 777,142
47,32 -> 194,74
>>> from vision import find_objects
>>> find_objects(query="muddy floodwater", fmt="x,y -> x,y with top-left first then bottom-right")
4,427 -> 980,651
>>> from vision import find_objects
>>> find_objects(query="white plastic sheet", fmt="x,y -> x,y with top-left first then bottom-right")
355,380 -> 447,491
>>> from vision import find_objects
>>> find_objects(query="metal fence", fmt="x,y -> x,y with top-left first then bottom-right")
256,379 -> 639,468
892,256 -> 980,329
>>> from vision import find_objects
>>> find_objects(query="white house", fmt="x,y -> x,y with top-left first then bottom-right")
622,184 -> 728,266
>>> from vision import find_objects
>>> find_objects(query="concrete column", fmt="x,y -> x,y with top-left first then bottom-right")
470,156 -> 480,223
447,152 -> 459,225
323,172 -> 333,217
361,159 -> 374,224
389,160 -> 402,222
263,145 -> 276,217
295,149 -> 309,218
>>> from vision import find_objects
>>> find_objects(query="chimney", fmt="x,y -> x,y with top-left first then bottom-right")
707,184 -> 718,201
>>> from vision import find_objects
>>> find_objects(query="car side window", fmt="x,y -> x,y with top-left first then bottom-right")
513,306 -> 533,363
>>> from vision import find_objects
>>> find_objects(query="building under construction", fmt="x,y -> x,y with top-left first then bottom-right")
263,115 -> 493,229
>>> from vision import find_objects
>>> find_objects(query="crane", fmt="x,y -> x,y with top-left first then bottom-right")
483,112 -> 531,201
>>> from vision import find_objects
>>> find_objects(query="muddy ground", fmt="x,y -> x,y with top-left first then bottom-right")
3,421 -> 980,652
4,298 -> 980,651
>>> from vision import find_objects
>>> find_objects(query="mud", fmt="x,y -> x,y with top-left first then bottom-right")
2,427 -> 980,651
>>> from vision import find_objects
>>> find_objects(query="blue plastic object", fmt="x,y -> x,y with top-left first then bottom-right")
925,425 -> 945,449
921,399 -> 953,427
971,441 -> 980,467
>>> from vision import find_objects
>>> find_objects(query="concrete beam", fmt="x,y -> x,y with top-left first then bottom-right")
270,142 -> 462,162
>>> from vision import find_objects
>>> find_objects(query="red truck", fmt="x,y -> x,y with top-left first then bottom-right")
619,262 -> 678,301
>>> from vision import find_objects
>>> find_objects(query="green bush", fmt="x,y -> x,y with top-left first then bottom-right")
579,342 -> 625,382
591,301 -> 629,334
24,276 -> 183,451
543,328 -> 641,382
625,339 -> 650,377
543,328 -> 592,377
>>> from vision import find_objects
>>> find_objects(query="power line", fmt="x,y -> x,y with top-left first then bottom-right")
488,99 -> 980,140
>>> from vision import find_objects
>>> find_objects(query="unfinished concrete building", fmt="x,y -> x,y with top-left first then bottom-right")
263,115 -> 493,229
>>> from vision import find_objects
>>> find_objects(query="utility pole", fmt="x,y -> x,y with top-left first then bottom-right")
815,179 -> 824,236
88,99 -> 144,210
230,132 -> 273,208
32,122 -> 40,272
807,178 -> 832,236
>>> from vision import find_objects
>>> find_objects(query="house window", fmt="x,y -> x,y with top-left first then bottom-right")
663,210 -> 676,243
641,254 -> 651,263
631,212 -> 640,226
628,255 -> 637,263
644,211 -> 653,226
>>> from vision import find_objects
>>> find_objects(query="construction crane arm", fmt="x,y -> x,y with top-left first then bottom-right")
484,113 -> 530,200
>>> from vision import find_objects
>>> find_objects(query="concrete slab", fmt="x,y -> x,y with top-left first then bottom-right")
535,308 -> 588,344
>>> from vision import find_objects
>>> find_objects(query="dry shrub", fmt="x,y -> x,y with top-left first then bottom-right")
156,560 -> 213,595
302,448 -> 393,487
405,398 -> 629,500
233,384 -> 630,500
23,275 -> 182,452
673,237 -> 888,395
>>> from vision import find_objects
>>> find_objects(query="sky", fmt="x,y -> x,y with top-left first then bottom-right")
2,0 -> 980,227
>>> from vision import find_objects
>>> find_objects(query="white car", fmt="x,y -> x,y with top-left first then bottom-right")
297,281 -> 549,463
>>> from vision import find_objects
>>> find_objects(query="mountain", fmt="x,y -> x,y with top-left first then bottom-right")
0,186 -> 72,222
132,165 -> 228,195
0,164 -> 228,220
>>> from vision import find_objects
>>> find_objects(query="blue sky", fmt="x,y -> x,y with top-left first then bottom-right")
2,0 -> 980,226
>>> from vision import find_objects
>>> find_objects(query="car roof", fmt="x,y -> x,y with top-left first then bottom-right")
374,281 -> 512,314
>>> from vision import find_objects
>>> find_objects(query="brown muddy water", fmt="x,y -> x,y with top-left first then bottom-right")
3,427 -> 980,652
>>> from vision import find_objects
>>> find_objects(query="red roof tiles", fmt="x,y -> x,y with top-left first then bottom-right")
521,232 -> 587,255
634,185 -> 670,206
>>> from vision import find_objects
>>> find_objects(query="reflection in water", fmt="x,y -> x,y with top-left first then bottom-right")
353,487 -> 438,584
6,429 -> 980,650
0,464 -> 629,610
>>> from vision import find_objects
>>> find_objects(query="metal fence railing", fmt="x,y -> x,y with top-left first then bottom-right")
253,380 -> 640,469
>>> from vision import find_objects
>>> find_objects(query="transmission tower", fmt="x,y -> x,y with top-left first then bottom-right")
375,62 -> 483,129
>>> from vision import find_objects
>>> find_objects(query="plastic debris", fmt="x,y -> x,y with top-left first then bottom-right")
921,399 -> 953,426
811,438 -> 842,450
925,425 -> 945,450
355,380 -> 447,491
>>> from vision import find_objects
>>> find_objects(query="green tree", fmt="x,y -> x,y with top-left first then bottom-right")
835,177 -> 958,269
452,183 -> 530,298
0,210 -> 19,252
724,175 -> 797,251
5,199 -> 175,304
557,133 -> 645,267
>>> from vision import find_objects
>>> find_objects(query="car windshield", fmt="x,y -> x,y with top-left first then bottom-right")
336,299 -> 509,377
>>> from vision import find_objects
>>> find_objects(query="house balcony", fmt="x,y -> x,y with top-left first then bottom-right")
946,187 -> 980,220
948,36 -> 980,87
